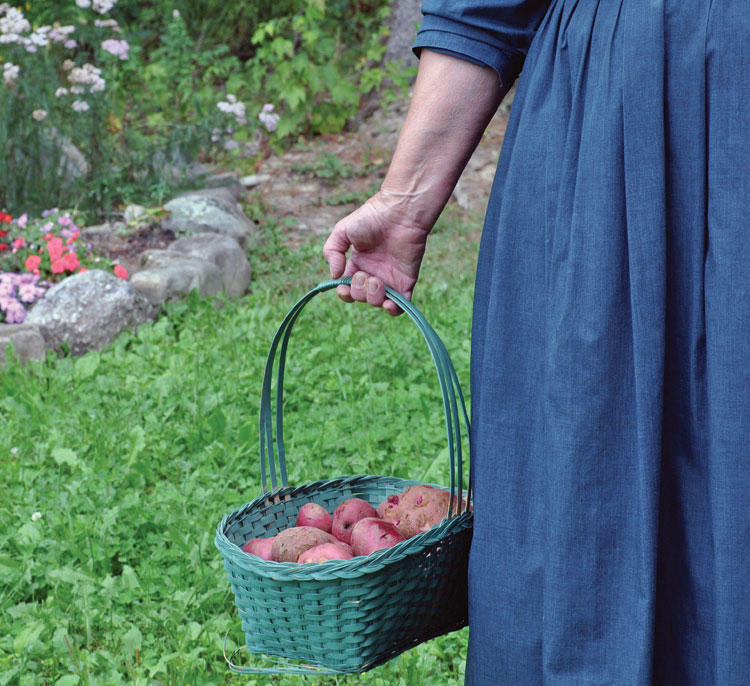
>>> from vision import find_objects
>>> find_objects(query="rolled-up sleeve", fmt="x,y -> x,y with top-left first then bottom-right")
413,0 -> 552,87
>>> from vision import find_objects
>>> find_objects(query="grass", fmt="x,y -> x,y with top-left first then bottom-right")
0,203 -> 481,685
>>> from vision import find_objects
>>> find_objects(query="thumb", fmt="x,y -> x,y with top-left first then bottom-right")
322,224 -> 351,279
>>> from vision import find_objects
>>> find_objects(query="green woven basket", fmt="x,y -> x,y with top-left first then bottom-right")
214,278 -> 472,675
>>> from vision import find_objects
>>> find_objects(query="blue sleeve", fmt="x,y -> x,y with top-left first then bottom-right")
412,0 -> 552,87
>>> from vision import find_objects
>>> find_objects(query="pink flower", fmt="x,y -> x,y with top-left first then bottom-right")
4,299 -> 26,323
17,213 -> 28,228
101,38 -> 130,60
113,265 -> 128,279
47,237 -> 64,262
12,236 -> 25,252
51,258 -> 66,274
24,255 -> 41,273
61,252 -> 80,272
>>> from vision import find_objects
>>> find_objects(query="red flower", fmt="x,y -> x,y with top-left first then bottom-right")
25,255 -> 42,272
0,229 -> 9,238
43,232 -> 54,242
0,212 -> 12,224
61,252 -> 80,272
0,243 -> 8,251
113,264 -> 128,279
51,258 -> 66,274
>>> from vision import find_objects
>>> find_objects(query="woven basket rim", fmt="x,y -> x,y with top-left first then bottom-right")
215,474 -> 473,582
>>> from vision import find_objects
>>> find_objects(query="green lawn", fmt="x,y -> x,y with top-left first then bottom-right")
0,207 -> 480,685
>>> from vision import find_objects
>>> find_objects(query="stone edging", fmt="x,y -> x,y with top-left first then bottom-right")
0,183 -> 258,366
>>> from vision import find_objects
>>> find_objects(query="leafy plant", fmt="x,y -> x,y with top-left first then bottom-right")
0,192 -> 480,683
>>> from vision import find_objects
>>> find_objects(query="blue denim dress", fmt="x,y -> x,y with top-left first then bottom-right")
414,1 -> 750,683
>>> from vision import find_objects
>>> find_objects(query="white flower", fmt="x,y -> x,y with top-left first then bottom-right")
64,39 -> 77,49
31,511 -> 42,522
217,95 -> 247,126
32,109 -> 47,121
3,62 -> 19,87
55,87 -> 69,97
258,104 -> 280,133
173,9 -> 180,18
70,85 -> 85,94
72,99 -> 90,112
10,446 -> 18,457
62,59 -> 75,71
92,0 -> 117,14
94,18 -> 120,31
68,63 -> 106,93
0,7 -> 30,35
28,26 -> 50,47
75,0 -> 91,7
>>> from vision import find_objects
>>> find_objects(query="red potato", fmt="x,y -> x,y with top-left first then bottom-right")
241,536 -> 275,560
295,502 -> 333,533
271,526 -> 338,562
350,518 -> 406,556
298,542 -> 354,563
378,485 -> 463,538
331,498 -> 378,545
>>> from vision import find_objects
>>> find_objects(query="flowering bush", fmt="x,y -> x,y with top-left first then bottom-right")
1,1 -> 412,219
0,209 -> 127,323
0,2 -> 232,219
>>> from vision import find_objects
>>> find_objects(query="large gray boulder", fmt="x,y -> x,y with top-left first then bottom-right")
162,187 -> 259,248
168,233 -> 251,298
129,250 -> 223,307
0,324 -> 46,366
26,270 -> 156,355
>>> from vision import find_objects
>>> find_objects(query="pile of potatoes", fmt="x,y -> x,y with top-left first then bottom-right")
241,484 -> 458,563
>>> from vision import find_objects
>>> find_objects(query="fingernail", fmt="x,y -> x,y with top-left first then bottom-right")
367,278 -> 378,294
353,273 -> 366,288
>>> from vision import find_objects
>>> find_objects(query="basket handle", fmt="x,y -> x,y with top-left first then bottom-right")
259,278 -> 471,516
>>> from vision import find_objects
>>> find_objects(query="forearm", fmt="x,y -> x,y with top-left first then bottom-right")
379,49 -> 506,230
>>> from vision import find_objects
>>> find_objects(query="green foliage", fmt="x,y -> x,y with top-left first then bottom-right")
0,204 -> 480,684
2,0 -> 414,220
246,2 -> 413,139
0,5 -> 231,220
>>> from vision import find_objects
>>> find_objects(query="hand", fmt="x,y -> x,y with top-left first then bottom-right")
323,191 -> 430,316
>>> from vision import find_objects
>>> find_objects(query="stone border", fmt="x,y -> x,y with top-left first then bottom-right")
1,185 -> 258,366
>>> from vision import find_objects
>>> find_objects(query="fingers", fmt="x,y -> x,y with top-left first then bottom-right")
322,224 -> 350,279
348,271 -> 389,308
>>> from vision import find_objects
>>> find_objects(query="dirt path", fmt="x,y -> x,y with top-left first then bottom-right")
249,93 -> 512,247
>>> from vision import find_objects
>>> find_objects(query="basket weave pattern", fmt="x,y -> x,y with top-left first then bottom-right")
215,280 -> 472,674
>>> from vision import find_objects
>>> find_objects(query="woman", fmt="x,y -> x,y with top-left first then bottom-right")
323,1 -> 750,683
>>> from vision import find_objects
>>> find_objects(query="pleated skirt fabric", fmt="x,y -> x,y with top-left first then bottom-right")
467,0 -> 750,683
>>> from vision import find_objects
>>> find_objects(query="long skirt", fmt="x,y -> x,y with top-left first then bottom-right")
467,0 -> 750,682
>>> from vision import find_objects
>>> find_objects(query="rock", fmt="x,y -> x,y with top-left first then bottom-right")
452,161 -> 496,215
162,187 -> 259,248
168,233 -> 251,298
240,174 -> 270,188
0,324 -> 46,366
130,250 -> 223,307
26,270 -> 156,355
203,172 -> 244,197
123,204 -> 147,225
385,0 -> 422,67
